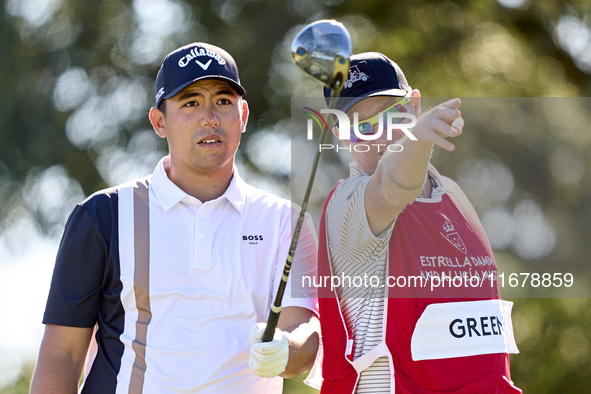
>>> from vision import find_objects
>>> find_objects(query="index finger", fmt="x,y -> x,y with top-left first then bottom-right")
442,98 -> 461,110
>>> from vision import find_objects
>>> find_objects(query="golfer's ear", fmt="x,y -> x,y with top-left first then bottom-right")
150,107 -> 166,138
240,99 -> 249,133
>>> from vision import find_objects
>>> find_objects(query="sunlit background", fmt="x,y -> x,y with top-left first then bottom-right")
1,0 -> 590,393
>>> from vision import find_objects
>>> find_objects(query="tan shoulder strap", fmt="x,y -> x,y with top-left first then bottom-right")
129,179 -> 151,394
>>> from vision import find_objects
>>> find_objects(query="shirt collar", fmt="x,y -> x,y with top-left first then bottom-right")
150,156 -> 247,214
349,161 -> 369,177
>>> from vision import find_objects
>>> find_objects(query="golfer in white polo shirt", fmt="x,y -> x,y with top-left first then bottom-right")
31,42 -> 319,394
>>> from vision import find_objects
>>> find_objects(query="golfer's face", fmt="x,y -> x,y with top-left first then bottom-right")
345,96 -> 410,175
161,80 -> 248,176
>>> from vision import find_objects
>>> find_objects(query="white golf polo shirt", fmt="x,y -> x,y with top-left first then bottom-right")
43,156 -> 318,394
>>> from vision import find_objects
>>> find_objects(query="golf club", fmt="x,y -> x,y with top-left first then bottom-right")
262,19 -> 352,343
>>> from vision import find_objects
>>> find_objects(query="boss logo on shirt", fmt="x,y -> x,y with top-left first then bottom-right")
243,235 -> 263,244
449,316 -> 504,338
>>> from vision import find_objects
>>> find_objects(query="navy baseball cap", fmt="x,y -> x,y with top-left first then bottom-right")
324,52 -> 410,113
154,42 -> 246,107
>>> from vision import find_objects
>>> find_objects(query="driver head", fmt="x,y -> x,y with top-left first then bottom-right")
291,19 -> 352,92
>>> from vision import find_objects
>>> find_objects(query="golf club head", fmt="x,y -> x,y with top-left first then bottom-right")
291,19 -> 352,93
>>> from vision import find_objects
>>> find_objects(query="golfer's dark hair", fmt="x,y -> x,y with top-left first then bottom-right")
158,100 -> 166,115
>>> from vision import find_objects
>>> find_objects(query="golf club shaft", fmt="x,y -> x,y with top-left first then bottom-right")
262,90 -> 341,342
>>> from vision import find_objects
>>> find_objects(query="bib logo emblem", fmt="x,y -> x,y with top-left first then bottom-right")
442,215 -> 467,254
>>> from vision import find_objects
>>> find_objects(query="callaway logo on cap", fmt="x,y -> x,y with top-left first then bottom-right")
154,42 -> 246,107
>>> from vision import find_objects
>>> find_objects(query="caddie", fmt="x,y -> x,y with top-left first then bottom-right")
314,52 -> 522,393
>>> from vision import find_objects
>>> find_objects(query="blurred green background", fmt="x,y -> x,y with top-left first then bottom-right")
0,0 -> 590,393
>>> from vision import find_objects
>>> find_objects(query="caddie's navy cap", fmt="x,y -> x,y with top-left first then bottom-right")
324,52 -> 410,113
154,42 -> 246,107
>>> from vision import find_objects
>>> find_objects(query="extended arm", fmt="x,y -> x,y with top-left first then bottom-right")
30,324 -> 94,394
365,97 -> 464,235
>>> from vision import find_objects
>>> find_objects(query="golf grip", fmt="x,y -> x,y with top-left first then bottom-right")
262,89 -> 342,342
